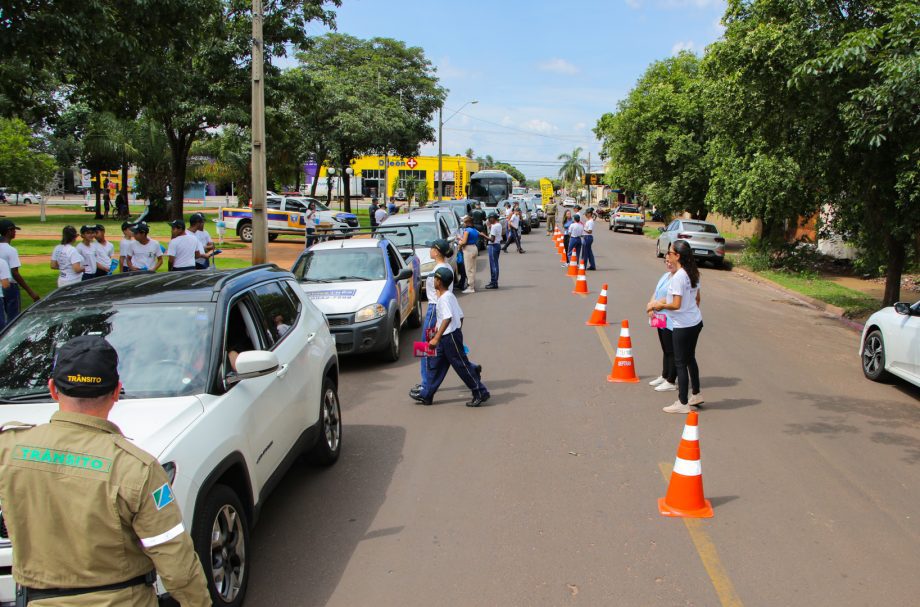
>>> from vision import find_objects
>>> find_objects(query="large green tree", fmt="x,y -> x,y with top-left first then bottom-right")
595,53 -> 709,219
493,162 -> 526,185
0,118 -> 57,195
297,34 -> 445,212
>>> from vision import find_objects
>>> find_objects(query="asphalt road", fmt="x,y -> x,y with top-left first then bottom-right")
246,223 -> 920,607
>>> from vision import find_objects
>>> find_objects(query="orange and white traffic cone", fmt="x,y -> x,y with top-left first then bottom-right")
585,283 -> 610,325
572,261 -> 589,295
559,245 -> 568,264
607,320 -> 640,383
567,250 -> 579,276
659,411 -> 713,518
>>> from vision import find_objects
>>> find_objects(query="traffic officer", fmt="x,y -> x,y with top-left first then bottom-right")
544,197 -> 557,235
0,336 -> 211,607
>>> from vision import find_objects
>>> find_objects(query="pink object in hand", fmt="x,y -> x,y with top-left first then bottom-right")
413,341 -> 436,357
650,313 -> 668,329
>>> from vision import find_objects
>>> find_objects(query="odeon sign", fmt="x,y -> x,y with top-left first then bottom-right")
377,159 -> 414,167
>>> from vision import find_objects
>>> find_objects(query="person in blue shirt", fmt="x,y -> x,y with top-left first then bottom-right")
647,258 -> 677,392
387,197 -> 398,215
561,210 -> 574,265
457,216 -> 480,293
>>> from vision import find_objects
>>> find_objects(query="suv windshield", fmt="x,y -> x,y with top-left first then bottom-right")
293,249 -> 386,282
683,222 -> 719,234
384,222 -> 438,248
618,206 -> 639,213
0,303 -> 216,400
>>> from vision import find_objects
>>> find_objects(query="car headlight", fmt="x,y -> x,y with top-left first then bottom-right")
355,303 -> 387,323
420,261 -> 436,273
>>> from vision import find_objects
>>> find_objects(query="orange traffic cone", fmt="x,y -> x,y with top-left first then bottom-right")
566,250 -> 579,276
572,261 -> 589,295
607,320 -> 640,383
659,412 -> 713,518
558,245 -> 568,264
585,283 -> 610,325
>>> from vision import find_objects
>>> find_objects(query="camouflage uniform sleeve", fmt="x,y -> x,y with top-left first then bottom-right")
132,463 -> 212,607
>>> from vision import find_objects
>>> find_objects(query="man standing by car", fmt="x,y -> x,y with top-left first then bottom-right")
0,219 -> 41,325
166,219 -> 204,272
485,213 -> 502,290
188,213 -> 215,269
0,336 -> 211,607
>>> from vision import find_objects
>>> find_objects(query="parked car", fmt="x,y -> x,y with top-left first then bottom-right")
380,210 -> 459,295
427,199 -> 475,220
219,196 -> 357,243
656,219 -> 726,267
530,195 -> 545,220
293,237 -> 421,361
522,198 -> 541,230
394,188 -> 407,201
610,204 -> 646,234
562,197 -> 576,208
0,190 -> 42,205
0,267 -> 341,606
860,300 -> 920,387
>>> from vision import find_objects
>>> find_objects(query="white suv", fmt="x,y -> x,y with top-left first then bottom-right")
0,266 -> 341,606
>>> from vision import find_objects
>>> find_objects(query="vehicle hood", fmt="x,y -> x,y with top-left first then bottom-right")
299,281 -> 384,315
0,396 -> 205,459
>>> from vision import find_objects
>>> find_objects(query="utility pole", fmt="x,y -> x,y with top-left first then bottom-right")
250,0 -> 268,265
437,105 -> 444,201
586,152 -> 592,206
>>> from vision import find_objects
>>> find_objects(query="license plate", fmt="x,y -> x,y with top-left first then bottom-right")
694,249 -> 708,255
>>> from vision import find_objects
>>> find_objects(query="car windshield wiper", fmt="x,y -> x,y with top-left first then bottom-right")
306,278 -> 334,283
0,391 -> 53,403
335,276 -> 373,281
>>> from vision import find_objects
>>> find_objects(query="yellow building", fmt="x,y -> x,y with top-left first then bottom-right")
318,155 -> 480,200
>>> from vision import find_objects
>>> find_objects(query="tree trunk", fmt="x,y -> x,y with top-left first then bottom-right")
121,158 -> 129,215
341,155 -> 352,214
95,172 -> 103,219
165,126 -> 196,220
882,234 -> 905,307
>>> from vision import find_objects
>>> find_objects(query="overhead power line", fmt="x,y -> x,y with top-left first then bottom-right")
441,106 -> 599,144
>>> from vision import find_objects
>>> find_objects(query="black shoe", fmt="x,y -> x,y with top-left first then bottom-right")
466,393 -> 490,407
518,250 -> 525,253
411,384 -> 422,393
409,389 -> 432,405
484,284 -> 497,289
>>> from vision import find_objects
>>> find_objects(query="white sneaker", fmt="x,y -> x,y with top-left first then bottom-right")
663,401 -> 693,414
654,380 -> 677,392
462,288 -> 475,294
649,376 -> 665,387
689,393 -> 705,406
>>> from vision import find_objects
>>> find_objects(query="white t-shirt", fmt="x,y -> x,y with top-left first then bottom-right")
119,238 -> 134,262
167,233 -> 203,268
0,258 -> 10,295
488,222 -> 502,244
75,242 -> 98,275
435,290 -> 463,335
52,244 -> 84,285
374,208 -> 388,224
569,222 -> 585,238
0,242 -> 21,284
667,268 -> 702,328
425,261 -> 454,304
509,214 -> 520,229
131,239 -> 163,271
95,240 -> 115,270
192,229 -> 212,266
584,218 -> 595,234
504,207 -> 513,218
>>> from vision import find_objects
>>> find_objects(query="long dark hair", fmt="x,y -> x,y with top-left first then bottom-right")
671,240 -> 700,288
61,225 -> 77,245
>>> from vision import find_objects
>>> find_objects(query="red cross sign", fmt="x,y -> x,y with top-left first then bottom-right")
406,157 -> 418,169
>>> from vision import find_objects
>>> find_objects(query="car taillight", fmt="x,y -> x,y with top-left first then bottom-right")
677,233 -> 691,239
715,237 -> 725,244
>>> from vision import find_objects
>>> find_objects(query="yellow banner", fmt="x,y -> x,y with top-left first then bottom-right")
539,178 -> 554,206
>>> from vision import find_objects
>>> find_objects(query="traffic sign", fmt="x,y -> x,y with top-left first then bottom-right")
406,157 -> 418,169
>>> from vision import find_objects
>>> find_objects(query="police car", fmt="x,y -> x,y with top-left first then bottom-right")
0,267 -> 341,607
220,196 -> 358,243
292,235 -> 421,361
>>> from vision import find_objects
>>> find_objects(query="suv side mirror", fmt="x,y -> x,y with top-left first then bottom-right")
396,267 -> 413,281
227,350 -> 279,384
658,227 -> 665,233
893,302 -> 912,316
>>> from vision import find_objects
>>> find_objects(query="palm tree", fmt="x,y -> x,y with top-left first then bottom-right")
465,148 -> 474,159
557,147 -> 586,191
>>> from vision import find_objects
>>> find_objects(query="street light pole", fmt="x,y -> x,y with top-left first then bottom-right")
437,100 -> 478,201
250,0 -> 268,264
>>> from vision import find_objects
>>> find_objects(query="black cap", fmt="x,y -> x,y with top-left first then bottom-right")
574,214 -> 581,221
52,336 -> 120,398
433,266 -> 453,286
168,219 -> 186,230
189,212 -> 205,224
80,224 -> 96,234
0,219 -> 20,233
121,221 -> 134,231
94,223 -> 106,231
488,212 -> 498,220
131,222 -> 150,234
431,238 -> 452,257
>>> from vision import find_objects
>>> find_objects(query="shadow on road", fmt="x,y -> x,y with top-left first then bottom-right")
701,376 -> 741,388
246,424 -> 406,607
709,495 -> 740,508
704,398 -> 760,410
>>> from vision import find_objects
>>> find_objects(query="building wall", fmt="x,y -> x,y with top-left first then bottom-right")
318,155 -> 479,199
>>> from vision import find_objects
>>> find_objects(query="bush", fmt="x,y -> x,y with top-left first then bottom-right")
739,235 -> 821,274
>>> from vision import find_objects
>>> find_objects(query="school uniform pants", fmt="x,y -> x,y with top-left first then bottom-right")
305,227 -> 317,247
672,321 -> 703,405
569,237 -> 582,263
657,327 -> 677,384
170,266 -> 196,272
563,235 -> 571,261
581,235 -> 596,269
1,283 -> 20,326
502,228 -> 522,252
463,244 -> 478,290
487,244 -> 501,286
81,272 -> 99,281
419,328 -> 488,401
418,303 -> 438,388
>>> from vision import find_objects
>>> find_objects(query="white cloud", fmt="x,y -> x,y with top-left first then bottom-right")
538,58 -> 580,75
521,119 -> 558,134
574,122 -> 587,131
671,40 -> 699,54
625,0 -> 643,8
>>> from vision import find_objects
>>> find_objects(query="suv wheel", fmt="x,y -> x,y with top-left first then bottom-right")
862,330 -> 889,382
656,240 -> 664,258
308,376 -> 342,466
380,319 -> 400,362
407,295 -> 422,329
193,484 -> 250,607
238,222 -> 253,243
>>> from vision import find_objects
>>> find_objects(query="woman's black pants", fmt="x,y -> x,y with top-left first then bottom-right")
672,322 -> 703,404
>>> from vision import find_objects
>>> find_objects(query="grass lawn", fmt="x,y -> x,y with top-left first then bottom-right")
643,226 -> 660,240
759,270 -> 879,318
19,258 -> 254,308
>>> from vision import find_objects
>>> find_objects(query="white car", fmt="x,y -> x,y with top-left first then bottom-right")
0,267 -> 341,606
380,210 -> 460,295
860,300 -> 920,386
562,197 -> 576,207
2,191 -> 42,205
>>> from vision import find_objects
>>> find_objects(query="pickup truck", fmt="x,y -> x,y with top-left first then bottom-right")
220,196 -> 358,243
610,205 -> 645,234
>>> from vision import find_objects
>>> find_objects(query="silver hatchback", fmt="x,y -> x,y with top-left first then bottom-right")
656,219 -> 726,267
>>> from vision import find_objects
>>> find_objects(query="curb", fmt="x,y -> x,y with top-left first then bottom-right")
729,266 -> 865,333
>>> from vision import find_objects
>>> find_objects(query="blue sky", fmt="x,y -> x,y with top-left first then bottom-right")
310,0 -> 727,179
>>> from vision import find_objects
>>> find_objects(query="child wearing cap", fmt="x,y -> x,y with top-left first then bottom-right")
188,213 -> 215,269
412,239 -> 456,396
118,222 -> 134,273
75,225 -> 107,281
410,267 -> 489,408
127,223 -> 163,272
50,226 -> 84,287
167,219 -> 204,271
94,224 -> 116,275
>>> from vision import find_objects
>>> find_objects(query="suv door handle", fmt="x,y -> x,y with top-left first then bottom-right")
276,363 -> 289,378
306,332 -> 317,344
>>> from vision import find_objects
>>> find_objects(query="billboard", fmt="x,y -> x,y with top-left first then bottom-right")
539,178 -> 554,204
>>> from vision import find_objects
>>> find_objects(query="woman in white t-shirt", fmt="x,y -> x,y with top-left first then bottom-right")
50,226 -> 85,288
649,240 -> 703,414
